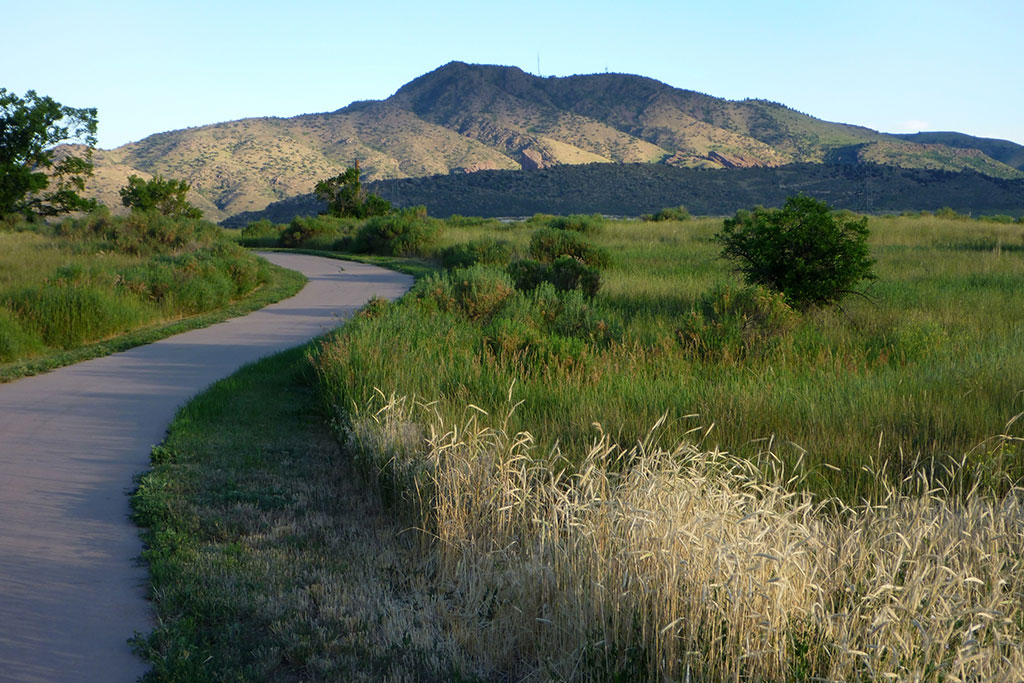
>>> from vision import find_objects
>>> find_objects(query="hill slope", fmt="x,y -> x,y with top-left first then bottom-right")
80,62 -> 1024,220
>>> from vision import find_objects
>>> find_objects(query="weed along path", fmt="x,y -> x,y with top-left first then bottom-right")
0,253 -> 413,682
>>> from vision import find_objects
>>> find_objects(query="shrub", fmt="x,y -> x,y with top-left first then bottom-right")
715,195 -> 876,309
677,285 -> 796,360
354,206 -> 441,256
978,214 -> 1015,224
642,205 -> 691,222
438,238 -> 513,269
450,265 -> 516,321
280,215 -> 356,249
549,256 -> 601,298
528,228 -> 610,268
548,213 -> 604,233
238,219 -> 283,247
412,266 -> 515,321
508,259 -> 551,292
508,256 -> 602,297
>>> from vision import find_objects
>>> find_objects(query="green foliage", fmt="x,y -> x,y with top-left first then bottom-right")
55,208 -> 221,256
279,214 -> 358,249
4,282 -> 149,349
0,88 -> 98,217
508,256 -> 602,297
715,195 -> 876,309
0,212 -> 271,365
437,237 -> 513,269
354,206 -> 441,256
119,174 -> 202,218
642,205 -> 691,222
677,285 -> 796,360
529,227 -> 610,268
314,163 -> 392,218
237,219 -> 282,247
415,265 -> 515,321
507,259 -> 551,292
0,308 -> 43,361
548,213 -> 605,233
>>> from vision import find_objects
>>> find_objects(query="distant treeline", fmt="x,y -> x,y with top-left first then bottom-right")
223,163 -> 1024,226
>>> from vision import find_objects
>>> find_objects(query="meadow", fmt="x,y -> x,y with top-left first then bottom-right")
0,210 -> 303,379
136,208 -> 1024,680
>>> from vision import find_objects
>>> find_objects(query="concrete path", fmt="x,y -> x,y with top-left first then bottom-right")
0,253 -> 413,682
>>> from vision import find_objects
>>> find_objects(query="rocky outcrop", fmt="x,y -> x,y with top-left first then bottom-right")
520,148 -> 548,170
705,150 -> 764,169
457,161 -> 503,173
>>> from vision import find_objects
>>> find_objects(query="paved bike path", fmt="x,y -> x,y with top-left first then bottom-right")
0,253 -> 413,682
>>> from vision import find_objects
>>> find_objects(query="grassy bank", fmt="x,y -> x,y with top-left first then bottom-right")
0,211 -> 305,382
130,346 -> 478,681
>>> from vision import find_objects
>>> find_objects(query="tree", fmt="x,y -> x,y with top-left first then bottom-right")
714,195 -> 876,309
314,161 -> 391,218
119,174 -> 202,219
0,88 -> 98,217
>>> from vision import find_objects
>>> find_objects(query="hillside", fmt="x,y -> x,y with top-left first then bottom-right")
222,162 -> 1024,225
79,62 -> 1024,220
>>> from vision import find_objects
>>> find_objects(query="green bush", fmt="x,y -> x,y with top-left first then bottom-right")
56,210 -> 221,256
438,238 -> 513,269
528,228 -> 610,268
642,205 -> 691,222
449,265 -> 516,321
677,285 -> 796,360
977,214 -> 1016,224
508,256 -> 602,297
548,213 -> 605,233
507,259 -> 551,292
238,219 -> 283,247
280,215 -> 357,249
354,206 -> 441,256
715,195 -> 876,309
413,266 -> 515,321
549,256 -> 601,298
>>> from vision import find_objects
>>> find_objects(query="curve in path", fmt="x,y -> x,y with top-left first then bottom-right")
0,253 -> 413,682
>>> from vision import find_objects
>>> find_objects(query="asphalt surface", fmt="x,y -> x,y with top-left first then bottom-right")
0,253 -> 413,682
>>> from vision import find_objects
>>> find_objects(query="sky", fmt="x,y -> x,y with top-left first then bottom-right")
4,0 -> 1023,150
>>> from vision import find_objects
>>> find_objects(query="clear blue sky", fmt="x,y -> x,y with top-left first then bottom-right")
4,0 -> 1022,149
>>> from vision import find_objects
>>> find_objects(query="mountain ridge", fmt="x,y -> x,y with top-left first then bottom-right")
75,61 -> 1024,220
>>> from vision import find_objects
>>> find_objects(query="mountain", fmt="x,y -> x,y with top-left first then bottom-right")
78,62 -> 1024,221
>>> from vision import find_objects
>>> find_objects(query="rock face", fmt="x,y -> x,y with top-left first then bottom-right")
520,148 -> 548,170
457,161 -> 503,173
705,150 -> 764,169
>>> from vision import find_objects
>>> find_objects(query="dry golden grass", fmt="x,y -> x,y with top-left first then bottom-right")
338,389 -> 1024,681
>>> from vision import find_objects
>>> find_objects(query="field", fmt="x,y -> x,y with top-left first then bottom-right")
137,210 -> 1024,680
0,210 -> 304,380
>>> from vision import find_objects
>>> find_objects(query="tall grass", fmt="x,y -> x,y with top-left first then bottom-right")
0,210 -> 271,363
314,214 -> 1024,501
331,390 -> 1024,681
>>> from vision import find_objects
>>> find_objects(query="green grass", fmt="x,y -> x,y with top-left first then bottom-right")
313,213 -> 1024,502
0,212 -> 305,382
131,346 -> 478,681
